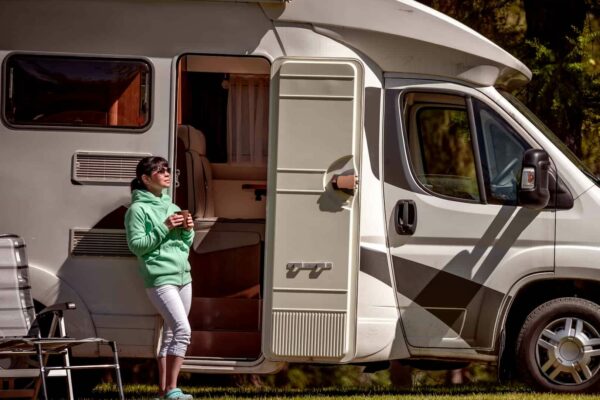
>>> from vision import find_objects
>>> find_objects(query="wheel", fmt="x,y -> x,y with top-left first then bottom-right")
516,297 -> 600,392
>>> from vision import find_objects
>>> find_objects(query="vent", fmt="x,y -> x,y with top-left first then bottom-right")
73,152 -> 151,184
272,311 -> 346,358
70,229 -> 133,257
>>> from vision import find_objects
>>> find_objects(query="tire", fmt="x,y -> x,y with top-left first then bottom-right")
516,297 -> 600,392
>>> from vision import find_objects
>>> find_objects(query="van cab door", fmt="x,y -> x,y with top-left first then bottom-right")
263,58 -> 363,362
383,80 -> 555,351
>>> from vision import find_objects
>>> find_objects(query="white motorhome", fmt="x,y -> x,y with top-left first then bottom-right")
1,0 -> 600,392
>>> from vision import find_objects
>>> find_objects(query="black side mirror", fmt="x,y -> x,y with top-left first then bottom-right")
518,149 -> 550,209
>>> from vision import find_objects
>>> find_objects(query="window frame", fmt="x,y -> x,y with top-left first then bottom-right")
1,52 -> 154,133
398,89 -> 486,204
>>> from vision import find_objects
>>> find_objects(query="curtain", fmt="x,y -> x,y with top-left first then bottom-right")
226,74 -> 269,166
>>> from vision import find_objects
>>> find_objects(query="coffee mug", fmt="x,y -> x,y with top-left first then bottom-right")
175,210 -> 190,228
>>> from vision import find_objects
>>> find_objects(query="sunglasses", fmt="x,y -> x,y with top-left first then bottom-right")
153,167 -> 172,175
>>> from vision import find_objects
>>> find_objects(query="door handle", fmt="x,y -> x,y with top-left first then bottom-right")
331,173 -> 358,195
394,200 -> 417,235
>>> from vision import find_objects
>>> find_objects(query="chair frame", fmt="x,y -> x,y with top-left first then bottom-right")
0,302 -> 124,400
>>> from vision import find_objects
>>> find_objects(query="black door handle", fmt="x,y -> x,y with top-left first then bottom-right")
394,200 -> 417,235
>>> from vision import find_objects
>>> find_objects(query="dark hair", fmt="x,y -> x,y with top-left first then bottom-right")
130,156 -> 169,192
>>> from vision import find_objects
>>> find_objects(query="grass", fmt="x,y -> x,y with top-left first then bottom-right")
85,383 -> 600,400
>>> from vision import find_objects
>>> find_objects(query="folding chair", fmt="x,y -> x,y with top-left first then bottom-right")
0,234 -> 124,400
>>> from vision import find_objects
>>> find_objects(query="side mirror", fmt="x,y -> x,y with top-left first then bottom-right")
518,149 -> 550,210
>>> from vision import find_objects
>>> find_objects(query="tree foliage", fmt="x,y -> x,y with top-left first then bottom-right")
419,0 -> 600,173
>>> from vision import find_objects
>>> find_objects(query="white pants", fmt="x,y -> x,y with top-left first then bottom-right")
146,283 -> 192,358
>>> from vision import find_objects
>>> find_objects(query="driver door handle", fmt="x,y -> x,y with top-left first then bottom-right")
394,200 -> 417,235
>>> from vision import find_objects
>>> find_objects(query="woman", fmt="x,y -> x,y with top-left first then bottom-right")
125,156 -> 194,400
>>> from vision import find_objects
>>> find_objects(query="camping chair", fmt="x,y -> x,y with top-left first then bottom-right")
0,234 -> 124,400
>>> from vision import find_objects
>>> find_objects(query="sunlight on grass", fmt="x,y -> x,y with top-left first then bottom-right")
86,383 -> 600,400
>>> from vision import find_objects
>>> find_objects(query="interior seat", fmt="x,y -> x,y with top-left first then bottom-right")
176,124 -> 265,252
176,124 -> 214,219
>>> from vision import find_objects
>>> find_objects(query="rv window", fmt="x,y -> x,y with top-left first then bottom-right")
405,98 -> 480,202
473,100 -> 529,205
4,55 -> 150,129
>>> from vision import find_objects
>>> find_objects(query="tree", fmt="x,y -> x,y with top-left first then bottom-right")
418,0 -> 600,170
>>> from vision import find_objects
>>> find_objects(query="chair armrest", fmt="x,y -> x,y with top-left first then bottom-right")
37,302 -> 76,318
28,302 -> 76,339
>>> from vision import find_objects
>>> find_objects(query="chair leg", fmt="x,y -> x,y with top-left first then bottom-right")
110,341 -> 125,400
62,349 -> 74,400
35,343 -> 48,400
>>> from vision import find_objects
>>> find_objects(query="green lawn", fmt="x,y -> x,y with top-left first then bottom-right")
86,384 -> 600,400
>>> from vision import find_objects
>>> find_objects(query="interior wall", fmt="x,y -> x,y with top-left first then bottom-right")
184,55 -> 270,74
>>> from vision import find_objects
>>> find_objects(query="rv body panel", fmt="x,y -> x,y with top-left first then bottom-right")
354,84 -> 405,362
0,1 -> 276,59
0,54 -> 174,356
555,187 -> 600,278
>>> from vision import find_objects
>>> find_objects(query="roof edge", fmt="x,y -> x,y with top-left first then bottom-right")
262,0 -> 532,87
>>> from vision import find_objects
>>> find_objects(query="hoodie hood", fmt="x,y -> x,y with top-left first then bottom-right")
131,189 -> 171,206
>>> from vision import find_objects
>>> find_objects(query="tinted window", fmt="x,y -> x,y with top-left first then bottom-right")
4,55 -> 150,129
474,100 -> 529,204
406,98 -> 479,201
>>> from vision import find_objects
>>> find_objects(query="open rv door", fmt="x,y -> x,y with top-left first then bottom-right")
263,58 -> 363,363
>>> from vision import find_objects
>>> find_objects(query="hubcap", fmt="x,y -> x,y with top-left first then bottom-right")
536,317 -> 600,385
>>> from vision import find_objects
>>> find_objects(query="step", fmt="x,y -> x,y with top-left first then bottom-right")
187,330 -> 261,359
189,298 -> 261,331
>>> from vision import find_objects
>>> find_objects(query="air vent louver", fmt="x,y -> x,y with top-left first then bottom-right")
272,311 -> 346,358
73,152 -> 150,184
70,229 -> 133,257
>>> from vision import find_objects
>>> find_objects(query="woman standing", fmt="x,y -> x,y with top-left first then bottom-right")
125,156 -> 194,400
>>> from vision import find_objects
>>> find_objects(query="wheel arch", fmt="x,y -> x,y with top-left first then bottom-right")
29,263 -> 97,341
498,274 -> 600,380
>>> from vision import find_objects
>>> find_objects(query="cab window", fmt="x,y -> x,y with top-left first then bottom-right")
404,92 -> 480,202
402,91 -> 530,205
473,100 -> 529,205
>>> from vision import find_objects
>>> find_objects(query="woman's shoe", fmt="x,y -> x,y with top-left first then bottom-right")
164,388 -> 193,400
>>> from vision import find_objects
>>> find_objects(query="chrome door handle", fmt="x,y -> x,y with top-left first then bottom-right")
286,262 -> 333,272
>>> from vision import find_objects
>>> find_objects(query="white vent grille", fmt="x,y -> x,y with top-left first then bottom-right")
73,152 -> 150,184
70,229 -> 133,257
272,311 -> 346,358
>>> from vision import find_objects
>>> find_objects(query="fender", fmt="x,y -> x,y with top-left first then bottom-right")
29,263 -> 97,348
555,246 -> 600,280
496,271 -> 554,343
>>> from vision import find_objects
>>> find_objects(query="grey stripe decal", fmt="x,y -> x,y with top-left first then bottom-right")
359,247 -> 392,286
364,87 -> 381,180
392,255 -> 505,348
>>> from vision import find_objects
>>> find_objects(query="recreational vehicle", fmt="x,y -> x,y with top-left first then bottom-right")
1,0 -> 600,392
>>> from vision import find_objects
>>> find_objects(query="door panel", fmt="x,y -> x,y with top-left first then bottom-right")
383,84 -> 555,350
263,58 -> 363,361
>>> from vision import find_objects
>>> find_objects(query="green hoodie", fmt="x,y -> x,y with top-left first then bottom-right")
125,189 -> 194,288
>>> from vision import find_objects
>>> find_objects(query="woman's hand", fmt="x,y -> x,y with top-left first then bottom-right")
164,214 -> 184,230
184,214 -> 194,231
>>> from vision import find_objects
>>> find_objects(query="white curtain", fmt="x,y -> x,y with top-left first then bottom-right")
226,75 -> 269,165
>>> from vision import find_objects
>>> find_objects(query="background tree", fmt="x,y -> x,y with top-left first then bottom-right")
419,0 -> 600,171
